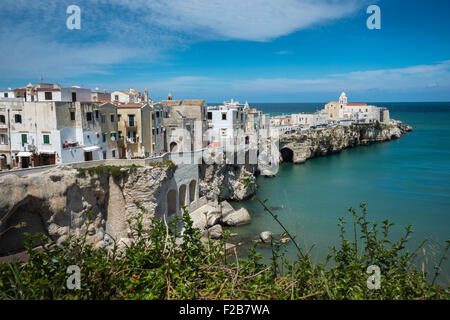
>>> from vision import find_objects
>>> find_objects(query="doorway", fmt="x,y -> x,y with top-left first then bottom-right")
84,151 -> 93,161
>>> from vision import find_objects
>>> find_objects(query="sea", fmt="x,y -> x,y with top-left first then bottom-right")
229,102 -> 450,285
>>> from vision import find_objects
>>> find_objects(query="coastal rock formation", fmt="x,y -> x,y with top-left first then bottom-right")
0,165 -> 174,256
279,121 -> 413,164
207,224 -> 223,239
259,231 -> 273,243
198,161 -> 257,201
221,207 -> 251,227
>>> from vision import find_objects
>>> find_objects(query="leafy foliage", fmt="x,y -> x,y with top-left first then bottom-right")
0,204 -> 448,300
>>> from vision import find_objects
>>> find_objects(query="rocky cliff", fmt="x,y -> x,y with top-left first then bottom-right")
199,163 -> 257,201
0,165 -> 175,256
279,120 -> 413,164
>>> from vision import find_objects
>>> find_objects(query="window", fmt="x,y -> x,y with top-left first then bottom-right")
45,92 -> 53,100
114,95 -> 119,101
72,92 -> 77,102
43,135 -> 50,144
102,133 -> 106,142
152,129 -> 155,135
101,115 -> 106,123
110,132 -> 117,140
112,150 -> 116,158
21,134 -> 27,144
152,113 -> 155,120
110,114 -> 115,122
222,113 -> 227,120
118,131 -> 122,138
95,110 -> 99,119
0,115 -> 5,124
70,111 -> 75,121
103,151 -> 107,159
86,112 -> 92,121
4,93 -> 8,98
15,114 -> 22,123
156,128 -> 159,134
207,112 -> 212,120
118,114 -> 121,121
0,134 -> 7,144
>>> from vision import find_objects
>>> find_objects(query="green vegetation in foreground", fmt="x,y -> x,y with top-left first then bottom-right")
75,161 -> 176,178
0,202 -> 448,300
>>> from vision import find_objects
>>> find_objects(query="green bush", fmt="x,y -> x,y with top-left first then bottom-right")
0,204 -> 448,300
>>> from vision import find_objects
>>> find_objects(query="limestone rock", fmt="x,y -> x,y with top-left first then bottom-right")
206,212 -> 221,227
207,224 -> 223,239
279,122 -> 412,165
221,207 -> 251,227
0,164 -> 174,255
259,231 -> 273,243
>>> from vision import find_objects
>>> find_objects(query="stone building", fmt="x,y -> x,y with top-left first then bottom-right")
322,92 -> 389,124
99,102 -> 121,159
160,99 -> 208,152
117,103 -> 152,158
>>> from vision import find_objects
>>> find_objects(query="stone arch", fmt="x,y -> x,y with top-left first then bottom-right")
179,184 -> 187,207
280,147 -> 294,163
189,180 -> 197,203
167,189 -> 177,216
169,142 -> 178,152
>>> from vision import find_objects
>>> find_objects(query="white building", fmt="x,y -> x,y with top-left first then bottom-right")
0,99 -> 115,168
206,101 -> 248,147
322,92 -> 389,124
291,112 -> 329,128
112,88 -> 146,105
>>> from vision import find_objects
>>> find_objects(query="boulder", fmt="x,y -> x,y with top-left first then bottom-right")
259,231 -> 273,243
221,207 -> 251,227
207,224 -> 223,239
206,212 -> 221,227
220,200 -> 234,216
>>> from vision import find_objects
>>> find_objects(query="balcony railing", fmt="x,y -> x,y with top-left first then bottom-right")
126,137 -> 139,144
125,121 -> 137,127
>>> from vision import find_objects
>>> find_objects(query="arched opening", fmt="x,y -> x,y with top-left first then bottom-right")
189,180 -> 196,203
167,189 -> 177,216
280,148 -> 294,163
169,142 -> 178,152
179,184 -> 187,208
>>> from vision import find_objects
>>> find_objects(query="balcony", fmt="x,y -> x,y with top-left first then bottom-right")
126,137 -> 139,144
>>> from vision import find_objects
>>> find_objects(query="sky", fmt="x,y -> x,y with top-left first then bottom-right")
0,0 -> 449,102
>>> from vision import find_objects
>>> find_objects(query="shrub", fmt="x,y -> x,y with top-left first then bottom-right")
0,204 -> 448,300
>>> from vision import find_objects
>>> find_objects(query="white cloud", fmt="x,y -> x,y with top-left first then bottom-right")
111,0 -> 363,41
0,0 -> 375,82
232,61 -> 450,93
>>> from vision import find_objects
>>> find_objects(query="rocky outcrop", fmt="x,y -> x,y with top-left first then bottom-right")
0,165 -> 175,256
279,121 -> 413,164
199,156 -> 257,201
207,224 -> 223,239
259,231 -> 273,243
221,206 -> 251,227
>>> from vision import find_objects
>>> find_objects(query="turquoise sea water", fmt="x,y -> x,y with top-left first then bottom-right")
232,102 -> 450,285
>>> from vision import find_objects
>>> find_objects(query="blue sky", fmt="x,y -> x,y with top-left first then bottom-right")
0,0 -> 449,102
